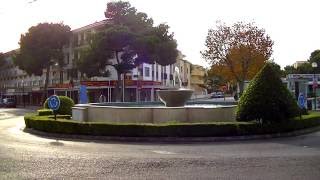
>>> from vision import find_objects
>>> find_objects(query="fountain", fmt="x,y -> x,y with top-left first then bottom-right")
72,67 -> 237,123
157,67 -> 194,107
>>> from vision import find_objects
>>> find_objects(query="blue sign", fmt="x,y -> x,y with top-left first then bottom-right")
79,85 -> 88,104
298,93 -> 305,109
48,95 -> 60,111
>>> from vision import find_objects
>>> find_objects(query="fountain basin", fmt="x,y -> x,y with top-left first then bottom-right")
157,88 -> 194,107
72,102 -> 237,123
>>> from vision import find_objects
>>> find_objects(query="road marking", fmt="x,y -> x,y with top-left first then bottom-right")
152,150 -> 176,155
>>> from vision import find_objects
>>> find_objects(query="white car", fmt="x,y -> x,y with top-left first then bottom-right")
211,92 -> 224,98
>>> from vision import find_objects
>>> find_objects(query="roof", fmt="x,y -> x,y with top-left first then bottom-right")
72,20 -> 108,33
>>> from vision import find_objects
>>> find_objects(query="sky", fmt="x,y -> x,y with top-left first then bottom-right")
1,0 -> 320,68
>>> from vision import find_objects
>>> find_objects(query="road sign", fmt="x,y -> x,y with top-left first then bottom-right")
79,85 -> 88,104
48,95 -> 60,111
298,93 -> 305,109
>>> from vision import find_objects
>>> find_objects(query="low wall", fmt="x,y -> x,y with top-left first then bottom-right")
72,104 -> 237,123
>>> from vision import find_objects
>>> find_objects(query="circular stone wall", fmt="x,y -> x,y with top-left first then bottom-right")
72,103 -> 237,123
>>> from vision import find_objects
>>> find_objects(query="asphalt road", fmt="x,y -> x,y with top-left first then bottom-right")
0,108 -> 320,179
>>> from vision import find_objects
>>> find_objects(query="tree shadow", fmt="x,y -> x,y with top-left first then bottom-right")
49,139 -> 64,146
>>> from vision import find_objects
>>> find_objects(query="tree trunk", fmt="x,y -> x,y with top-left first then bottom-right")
123,72 -> 126,102
115,71 -> 122,102
41,65 -> 50,105
114,51 -> 122,102
238,80 -> 245,96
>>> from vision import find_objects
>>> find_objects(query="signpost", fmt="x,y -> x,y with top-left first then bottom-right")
298,93 -> 305,109
48,95 -> 60,120
79,85 -> 88,104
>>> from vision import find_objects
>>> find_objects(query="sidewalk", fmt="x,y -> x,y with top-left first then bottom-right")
16,105 -> 41,111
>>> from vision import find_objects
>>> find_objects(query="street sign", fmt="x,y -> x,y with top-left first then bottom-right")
48,95 -> 60,111
298,93 -> 305,109
79,85 -> 88,104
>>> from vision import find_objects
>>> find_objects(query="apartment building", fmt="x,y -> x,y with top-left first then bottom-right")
190,64 -> 206,95
293,61 -> 308,69
0,20 -> 192,105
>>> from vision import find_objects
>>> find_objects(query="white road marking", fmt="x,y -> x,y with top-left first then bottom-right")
152,150 -> 176,155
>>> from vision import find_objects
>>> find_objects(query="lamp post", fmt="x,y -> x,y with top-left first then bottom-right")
122,73 -> 125,102
22,80 -> 25,108
312,62 -> 318,110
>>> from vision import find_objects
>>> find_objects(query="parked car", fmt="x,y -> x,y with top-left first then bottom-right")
211,91 -> 225,98
0,99 -> 4,108
3,98 -> 16,108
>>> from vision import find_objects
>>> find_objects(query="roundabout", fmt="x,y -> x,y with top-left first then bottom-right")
1,108 -> 320,179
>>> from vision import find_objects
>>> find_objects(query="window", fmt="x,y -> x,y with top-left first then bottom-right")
66,54 -> 70,64
72,69 -> 78,79
144,67 -> 150,77
74,51 -> 78,60
73,34 -> 78,46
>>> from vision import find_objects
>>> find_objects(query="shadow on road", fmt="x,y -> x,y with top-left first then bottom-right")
49,140 -> 64,146
22,125 -> 320,150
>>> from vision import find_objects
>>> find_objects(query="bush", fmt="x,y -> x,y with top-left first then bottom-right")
44,96 -> 74,115
24,112 -> 320,137
236,63 -> 300,123
37,109 -> 53,116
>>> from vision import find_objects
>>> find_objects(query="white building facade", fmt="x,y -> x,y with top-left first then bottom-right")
0,20 -> 192,105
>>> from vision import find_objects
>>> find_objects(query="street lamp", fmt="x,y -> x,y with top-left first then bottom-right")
22,79 -> 25,108
312,62 -> 318,110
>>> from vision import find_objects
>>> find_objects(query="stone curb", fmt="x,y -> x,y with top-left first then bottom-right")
0,115 -> 14,120
24,125 -> 320,143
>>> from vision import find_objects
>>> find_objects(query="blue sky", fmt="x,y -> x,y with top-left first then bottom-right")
1,0 -> 320,68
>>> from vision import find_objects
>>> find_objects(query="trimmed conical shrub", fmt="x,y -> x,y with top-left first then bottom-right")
236,63 -> 300,123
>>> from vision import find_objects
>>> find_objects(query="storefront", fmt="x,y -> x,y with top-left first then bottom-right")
81,80 -> 163,103
286,74 -> 320,110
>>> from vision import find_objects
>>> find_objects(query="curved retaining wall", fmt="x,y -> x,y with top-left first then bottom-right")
72,104 -> 237,123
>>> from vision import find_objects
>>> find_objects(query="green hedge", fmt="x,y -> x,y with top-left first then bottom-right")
24,113 -> 320,137
44,96 -> 74,115
37,109 -> 53,116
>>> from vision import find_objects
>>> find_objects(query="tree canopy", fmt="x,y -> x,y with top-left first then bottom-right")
14,23 -> 71,101
201,21 -> 273,94
14,23 -> 71,76
283,63 -> 313,75
78,1 -> 178,101
309,50 -> 320,64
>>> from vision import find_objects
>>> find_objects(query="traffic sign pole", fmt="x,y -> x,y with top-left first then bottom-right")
47,95 -> 60,120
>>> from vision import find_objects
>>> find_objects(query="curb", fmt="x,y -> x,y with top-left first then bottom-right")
24,125 -> 320,143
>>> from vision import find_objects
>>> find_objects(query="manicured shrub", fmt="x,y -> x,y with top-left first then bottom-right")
44,96 -> 74,115
37,109 -> 53,116
236,63 -> 300,123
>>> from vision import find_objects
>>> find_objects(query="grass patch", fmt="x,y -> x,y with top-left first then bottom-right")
24,112 -> 320,137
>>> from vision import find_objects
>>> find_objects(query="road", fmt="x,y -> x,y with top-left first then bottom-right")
0,108 -> 320,179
